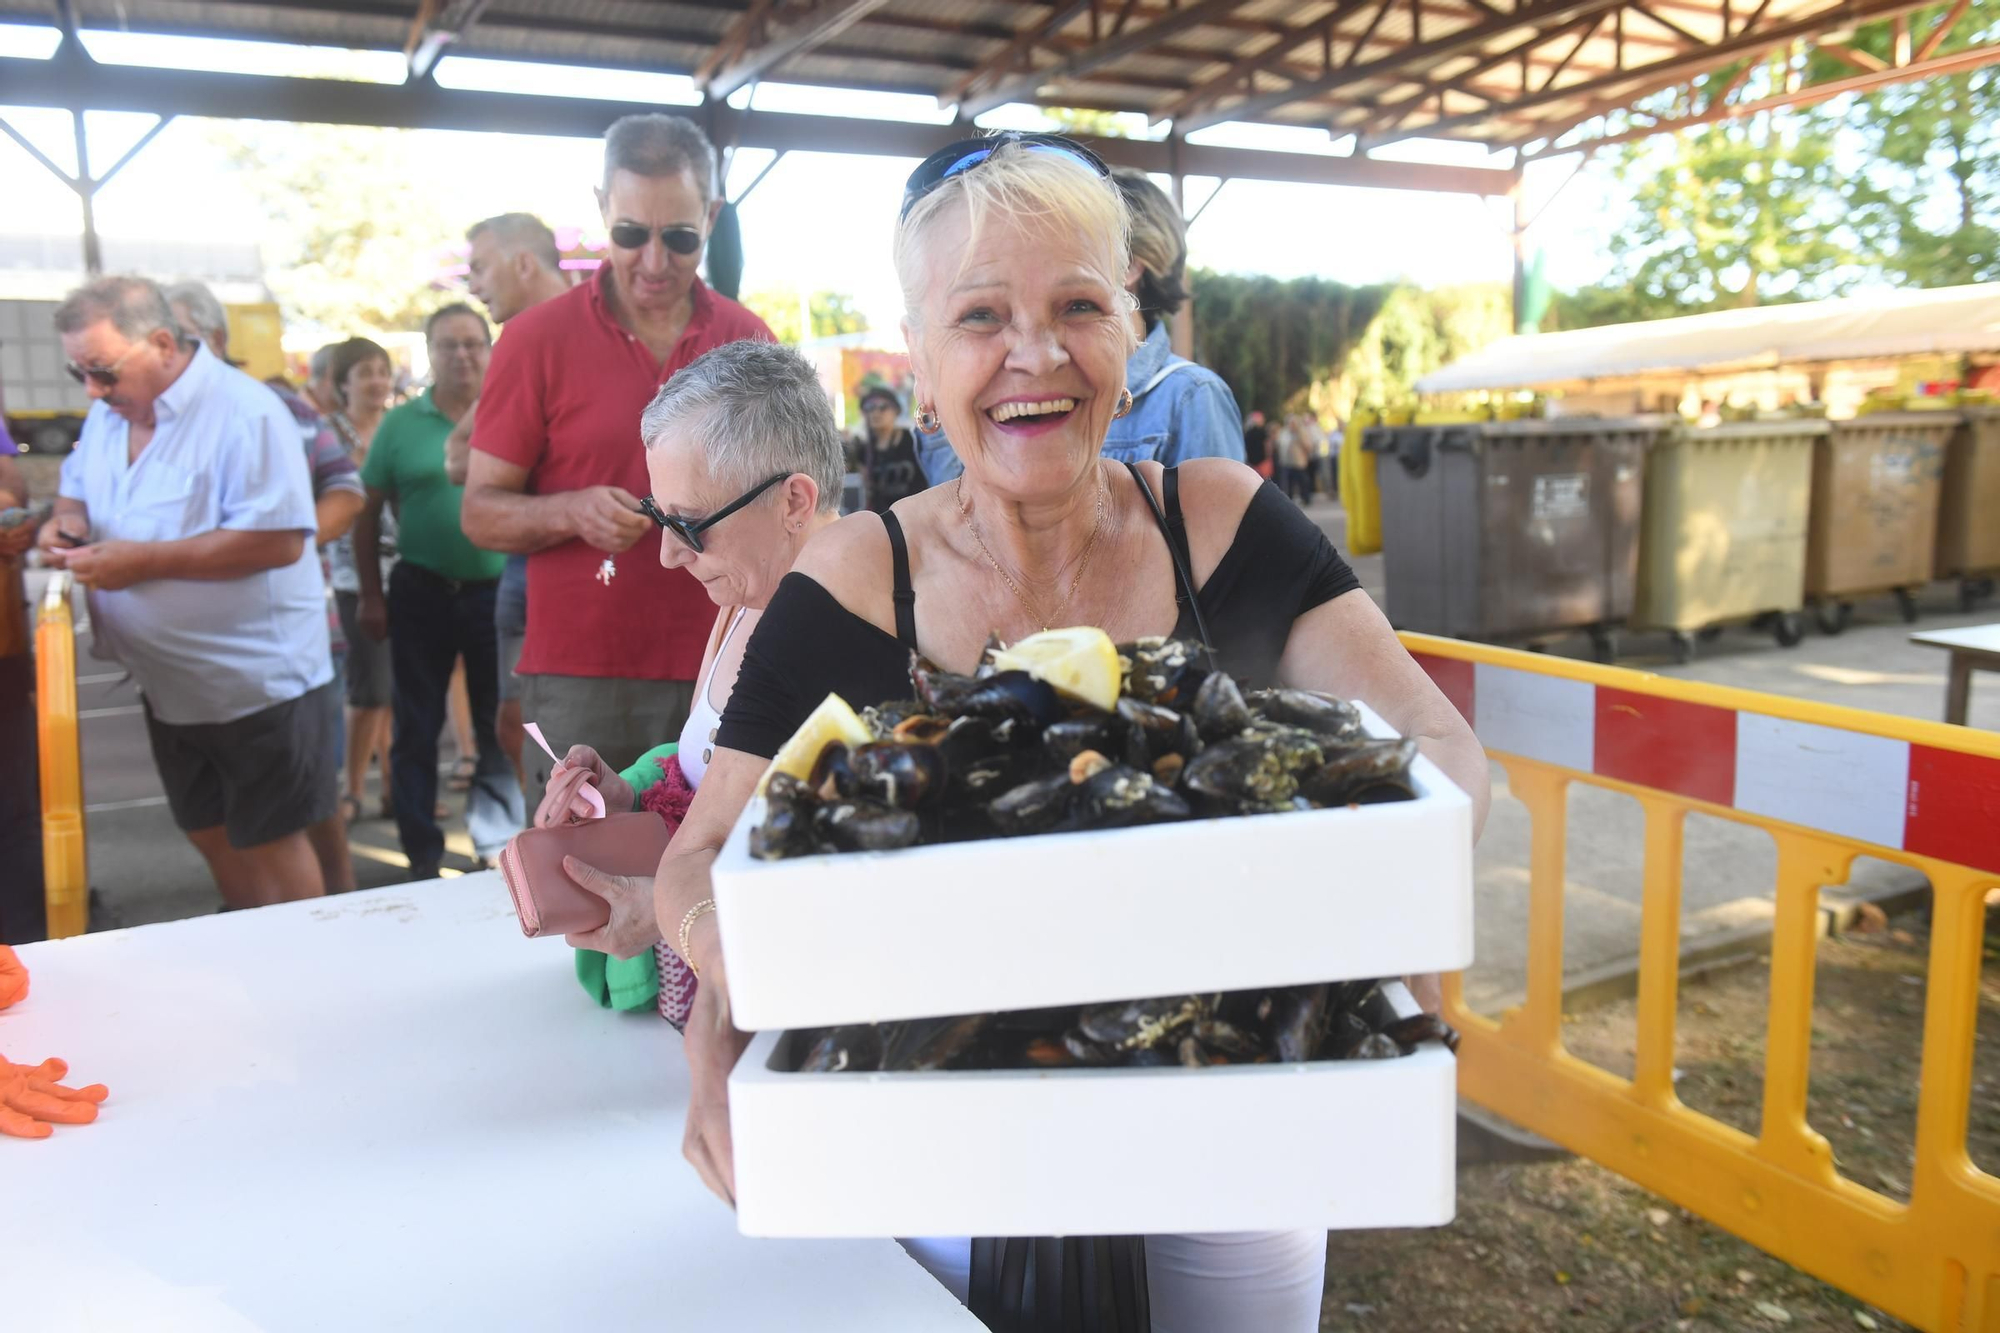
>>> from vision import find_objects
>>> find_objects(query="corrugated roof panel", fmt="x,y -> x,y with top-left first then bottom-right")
70,0 -> 407,48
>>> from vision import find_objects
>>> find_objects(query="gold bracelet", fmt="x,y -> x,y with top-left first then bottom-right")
678,898 -> 717,978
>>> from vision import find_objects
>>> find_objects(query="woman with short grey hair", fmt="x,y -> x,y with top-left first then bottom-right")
531,340 -> 844,1019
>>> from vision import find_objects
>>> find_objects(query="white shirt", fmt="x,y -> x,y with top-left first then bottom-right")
60,343 -> 332,725
676,607 -> 748,790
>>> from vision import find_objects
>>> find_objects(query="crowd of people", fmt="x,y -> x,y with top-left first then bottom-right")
0,118 -> 1440,1328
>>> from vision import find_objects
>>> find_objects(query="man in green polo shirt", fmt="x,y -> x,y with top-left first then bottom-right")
353,304 -> 517,880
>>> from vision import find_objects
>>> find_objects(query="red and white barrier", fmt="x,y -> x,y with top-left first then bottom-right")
1412,652 -> 2000,877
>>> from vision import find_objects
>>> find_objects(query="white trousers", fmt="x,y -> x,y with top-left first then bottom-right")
898,1231 -> 1326,1332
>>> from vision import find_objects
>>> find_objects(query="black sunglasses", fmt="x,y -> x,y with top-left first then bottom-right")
609,223 -> 704,255
64,340 -> 149,389
900,132 -> 1111,220
641,473 -> 790,553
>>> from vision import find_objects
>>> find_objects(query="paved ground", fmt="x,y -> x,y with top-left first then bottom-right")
26,499 -> 2000,1000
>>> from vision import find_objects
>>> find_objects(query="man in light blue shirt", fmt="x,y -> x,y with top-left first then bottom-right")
38,276 -> 338,910
917,167 -> 1244,485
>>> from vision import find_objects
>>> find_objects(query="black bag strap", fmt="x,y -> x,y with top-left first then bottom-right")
1122,461 -> 1214,665
881,510 -> 918,650
968,1235 -> 1151,1332
1161,464 -> 1192,576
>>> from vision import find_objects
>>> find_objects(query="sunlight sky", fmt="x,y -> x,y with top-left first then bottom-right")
0,23 -> 1628,338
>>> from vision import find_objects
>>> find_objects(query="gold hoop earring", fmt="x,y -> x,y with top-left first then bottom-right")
915,404 -> 941,433
1113,388 -> 1134,420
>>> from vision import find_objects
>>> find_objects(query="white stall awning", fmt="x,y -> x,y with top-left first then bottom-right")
1416,283 -> 2000,393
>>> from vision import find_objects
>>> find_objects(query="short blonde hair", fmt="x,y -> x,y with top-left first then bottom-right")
894,138 -> 1134,328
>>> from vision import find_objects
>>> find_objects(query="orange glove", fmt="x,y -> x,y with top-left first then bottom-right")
0,945 -> 24,1010
0,1055 -> 107,1139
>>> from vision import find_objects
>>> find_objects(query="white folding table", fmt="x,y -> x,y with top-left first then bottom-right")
0,872 -> 977,1332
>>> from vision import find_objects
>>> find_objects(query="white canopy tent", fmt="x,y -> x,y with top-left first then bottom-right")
1416,283 -> 2000,394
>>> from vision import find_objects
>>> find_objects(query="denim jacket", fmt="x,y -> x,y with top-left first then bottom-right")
916,320 -> 1245,485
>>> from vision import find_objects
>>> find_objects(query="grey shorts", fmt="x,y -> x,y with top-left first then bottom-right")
334,590 -> 393,709
497,628 -> 526,704
144,680 -> 341,848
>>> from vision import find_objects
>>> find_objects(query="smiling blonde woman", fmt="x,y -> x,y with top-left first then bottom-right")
653,132 -> 1492,1332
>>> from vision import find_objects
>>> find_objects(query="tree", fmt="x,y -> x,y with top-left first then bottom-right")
1604,93 -> 1870,310
740,286 -> 869,343
1338,283 -> 1513,412
1836,0 -> 2000,286
203,122 -> 462,337
1189,271 -> 1389,416
1555,11 -> 2000,329
1041,107 -> 1134,139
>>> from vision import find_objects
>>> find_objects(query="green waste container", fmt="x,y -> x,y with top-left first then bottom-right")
1934,404 -> 2000,611
1631,420 -> 1819,662
1805,411 -> 1956,632
1367,417 -> 1655,661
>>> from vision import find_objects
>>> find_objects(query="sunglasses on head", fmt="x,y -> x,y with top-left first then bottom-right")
64,340 -> 151,389
900,132 -> 1111,221
640,472 -> 790,553
609,223 -> 704,255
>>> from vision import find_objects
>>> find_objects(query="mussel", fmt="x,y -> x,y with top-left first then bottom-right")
881,1014 -> 993,1071
749,772 -> 822,860
1381,1012 -> 1460,1055
1190,671 -> 1253,742
814,797 -> 921,852
914,658 -> 1062,727
1302,738 -> 1418,807
1043,716 -> 1125,768
1246,688 -> 1363,741
848,741 -> 947,810
987,772 -> 1076,837
1260,983 -> 1332,1063
798,1024 -> 884,1073
1119,636 -> 1207,707
1116,697 -> 1200,770
1343,1032 -> 1404,1061
1181,733 -> 1322,811
1074,764 -> 1190,829
1077,994 -> 1209,1051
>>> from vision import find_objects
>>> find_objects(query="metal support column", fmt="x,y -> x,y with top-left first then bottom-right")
1166,132 -> 1194,360
71,112 -> 102,275
1509,169 -> 1529,334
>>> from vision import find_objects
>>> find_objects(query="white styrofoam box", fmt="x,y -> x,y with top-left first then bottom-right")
730,981 -> 1455,1238
712,702 -> 1473,1031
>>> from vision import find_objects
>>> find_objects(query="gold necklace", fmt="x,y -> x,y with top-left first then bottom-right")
956,472 -> 1107,633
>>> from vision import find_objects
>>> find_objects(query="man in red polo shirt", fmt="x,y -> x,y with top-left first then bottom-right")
462,114 -> 772,788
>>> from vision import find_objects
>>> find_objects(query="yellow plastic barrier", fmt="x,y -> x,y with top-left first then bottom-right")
1402,632 -> 2000,1333
37,572 -> 86,939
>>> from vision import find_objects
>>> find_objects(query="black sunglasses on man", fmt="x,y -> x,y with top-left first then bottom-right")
64,342 -> 150,389
609,223 -> 704,256
641,473 -> 790,553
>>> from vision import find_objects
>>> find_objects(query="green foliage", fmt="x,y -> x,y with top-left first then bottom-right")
1607,85 -> 1869,309
1557,6 -> 2000,329
1340,283 -> 1513,411
1835,0 -> 2000,286
1189,270 -> 1390,416
205,123 -> 460,337
739,286 -> 868,344
1040,107 -> 1135,139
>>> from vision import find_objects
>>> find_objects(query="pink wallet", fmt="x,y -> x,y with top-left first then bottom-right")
499,812 -> 672,938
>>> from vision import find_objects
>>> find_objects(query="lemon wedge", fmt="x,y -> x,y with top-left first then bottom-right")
759,692 -> 874,794
988,626 -> 1122,712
